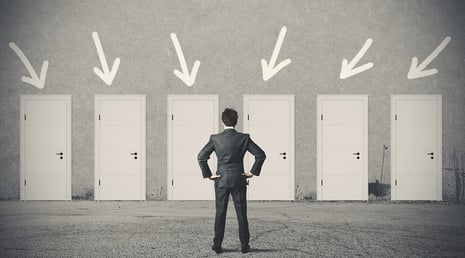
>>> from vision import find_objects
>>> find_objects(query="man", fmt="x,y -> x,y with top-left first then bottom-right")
197,108 -> 266,254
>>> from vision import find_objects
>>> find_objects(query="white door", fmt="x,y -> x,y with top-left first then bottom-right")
20,95 -> 71,200
391,95 -> 442,200
168,95 -> 219,200
95,95 -> 146,200
317,95 -> 368,200
243,95 -> 295,201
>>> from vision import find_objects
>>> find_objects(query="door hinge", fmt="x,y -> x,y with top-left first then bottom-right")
172,114 -> 174,121
24,114 -> 27,120
247,114 -> 250,120
99,180 -> 101,186
172,180 -> 174,186
395,114 -> 397,121
321,180 -> 323,186
99,114 -> 101,120
24,179 -> 26,186
395,179 -> 397,186
321,114 -> 323,120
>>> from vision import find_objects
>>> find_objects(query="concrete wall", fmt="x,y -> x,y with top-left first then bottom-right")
1,0 -> 464,200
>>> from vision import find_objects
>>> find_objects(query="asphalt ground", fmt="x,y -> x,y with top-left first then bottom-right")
0,201 -> 464,257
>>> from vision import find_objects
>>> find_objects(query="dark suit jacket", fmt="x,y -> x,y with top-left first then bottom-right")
197,128 -> 266,188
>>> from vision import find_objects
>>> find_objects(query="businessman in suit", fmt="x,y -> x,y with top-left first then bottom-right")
198,108 -> 266,254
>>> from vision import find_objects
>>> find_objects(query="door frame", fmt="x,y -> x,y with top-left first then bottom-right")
94,95 -> 146,201
167,95 -> 219,200
391,95 -> 442,200
316,95 -> 368,200
242,94 -> 295,201
20,95 -> 72,200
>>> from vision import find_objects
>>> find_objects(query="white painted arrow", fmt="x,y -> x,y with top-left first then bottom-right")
407,36 -> 451,79
92,31 -> 120,86
170,33 -> 200,87
261,26 -> 292,81
9,42 -> 48,89
340,38 -> 374,79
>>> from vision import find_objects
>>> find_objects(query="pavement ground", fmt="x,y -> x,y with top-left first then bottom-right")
0,201 -> 464,257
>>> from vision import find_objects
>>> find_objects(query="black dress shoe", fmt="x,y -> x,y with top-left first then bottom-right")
212,245 -> 222,254
241,245 -> 250,253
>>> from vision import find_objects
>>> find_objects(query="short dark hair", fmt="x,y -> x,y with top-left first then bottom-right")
222,108 -> 238,127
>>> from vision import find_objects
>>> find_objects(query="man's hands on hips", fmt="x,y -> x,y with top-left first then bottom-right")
209,175 -> 221,180
207,173 -> 254,180
241,172 -> 254,178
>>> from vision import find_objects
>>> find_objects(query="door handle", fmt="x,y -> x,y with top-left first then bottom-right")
131,152 -> 138,159
353,152 -> 360,159
56,152 -> 63,155
427,152 -> 434,155
279,152 -> 286,155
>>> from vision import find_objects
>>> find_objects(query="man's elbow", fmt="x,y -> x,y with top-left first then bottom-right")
197,153 -> 209,162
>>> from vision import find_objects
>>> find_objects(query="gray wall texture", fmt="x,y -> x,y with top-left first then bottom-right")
0,0 -> 464,200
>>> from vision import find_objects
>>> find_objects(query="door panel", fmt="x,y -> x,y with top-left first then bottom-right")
243,95 -> 295,201
322,126 -> 363,150
25,175 -> 67,200
25,150 -> 65,175
396,125 -> 437,149
99,175 -> 142,200
24,99 -> 67,125
100,125 -> 141,150
95,96 -> 146,201
317,95 -> 368,200
173,125 -> 214,151
392,95 -> 442,200
168,95 -> 219,200
321,100 -> 364,125
396,100 -> 438,125
100,150 -> 141,175
397,150 -> 437,175
21,95 -> 71,200
99,100 -> 142,125
321,176 -> 364,200
322,150 -> 363,175
395,175 -> 438,200
248,176 -> 290,200
247,99 -> 290,125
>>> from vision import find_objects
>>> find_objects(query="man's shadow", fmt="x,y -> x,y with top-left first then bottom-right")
221,248 -> 277,253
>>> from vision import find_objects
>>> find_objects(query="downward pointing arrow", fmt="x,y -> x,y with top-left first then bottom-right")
170,33 -> 200,87
407,36 -> 451,79
92,31 -> 120,86
340,38 -> 374,79
9,42 -> 48,89
261,26 -> 292,81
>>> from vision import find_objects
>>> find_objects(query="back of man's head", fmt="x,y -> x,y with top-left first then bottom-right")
222,108 -> 238,127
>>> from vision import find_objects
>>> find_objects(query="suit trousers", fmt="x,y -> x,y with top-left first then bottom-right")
213,185 -> 249,247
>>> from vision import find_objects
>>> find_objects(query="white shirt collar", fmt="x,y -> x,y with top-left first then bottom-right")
224,126 -> 235,130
